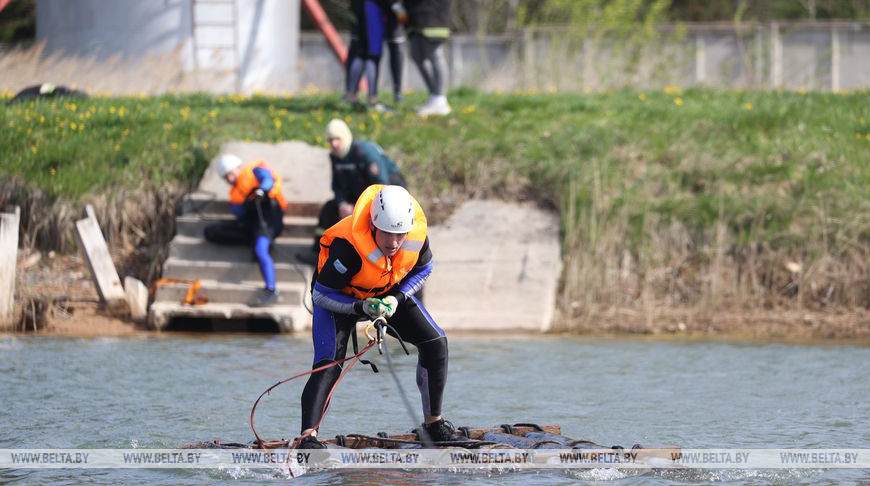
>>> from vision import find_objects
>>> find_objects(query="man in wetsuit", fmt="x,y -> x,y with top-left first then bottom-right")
297,184 -> 456,448
204,154 -> 286,307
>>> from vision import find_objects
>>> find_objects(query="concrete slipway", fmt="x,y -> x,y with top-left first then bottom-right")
149,141 -> 561,332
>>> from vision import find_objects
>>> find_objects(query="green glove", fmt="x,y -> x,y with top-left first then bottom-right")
359,297 -> 388,319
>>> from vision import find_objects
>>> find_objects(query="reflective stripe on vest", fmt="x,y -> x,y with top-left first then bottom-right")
228,161 -> 288,210
317,184 -> 427,299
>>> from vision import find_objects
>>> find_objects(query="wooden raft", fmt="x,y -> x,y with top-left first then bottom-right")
181,423 -> 680,461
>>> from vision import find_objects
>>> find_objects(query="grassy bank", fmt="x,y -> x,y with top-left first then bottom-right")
2,89 -> 869,328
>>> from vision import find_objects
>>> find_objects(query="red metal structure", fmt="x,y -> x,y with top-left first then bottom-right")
301,0 -> 367,92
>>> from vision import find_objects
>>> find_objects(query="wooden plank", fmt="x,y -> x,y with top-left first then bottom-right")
0,206 -> 20,326
75,212 -> 126,309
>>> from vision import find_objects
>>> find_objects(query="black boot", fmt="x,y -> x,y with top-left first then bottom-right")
297,435 -> 327,450
419,419 -> 461,443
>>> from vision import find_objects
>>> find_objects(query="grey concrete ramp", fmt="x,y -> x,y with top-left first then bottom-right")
148,141 -> 332,332
424,201 -> 562,332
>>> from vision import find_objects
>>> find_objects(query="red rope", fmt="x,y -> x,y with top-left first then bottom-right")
249,338 -> 377,450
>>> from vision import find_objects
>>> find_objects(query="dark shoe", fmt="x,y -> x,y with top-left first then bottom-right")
297,435 -> 327,450
419,419 -> 462,443
295,250 -> 318,266
248,288 -> 280,307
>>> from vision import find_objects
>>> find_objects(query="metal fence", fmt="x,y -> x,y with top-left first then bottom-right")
298,21 -> 870,93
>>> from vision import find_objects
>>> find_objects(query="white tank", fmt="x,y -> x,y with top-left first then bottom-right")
36,0 -> 299,93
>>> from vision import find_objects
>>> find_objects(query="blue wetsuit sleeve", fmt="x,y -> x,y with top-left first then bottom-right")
252,167 -> 275,192
312,282 -> 358,314
395,260 -> 432,297
390,238 -> 432,300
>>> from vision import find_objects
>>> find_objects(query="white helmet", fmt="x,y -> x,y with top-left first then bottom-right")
216,153 -> 243,178
370,185 -> 414,233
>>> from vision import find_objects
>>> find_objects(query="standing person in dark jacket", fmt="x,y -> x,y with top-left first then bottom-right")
405,0 -> 452,116
297,118 -> 406,264
345,0 -> 407,110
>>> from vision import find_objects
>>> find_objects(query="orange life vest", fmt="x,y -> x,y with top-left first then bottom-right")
317,184 -> 428,298
228,160 -> 288,211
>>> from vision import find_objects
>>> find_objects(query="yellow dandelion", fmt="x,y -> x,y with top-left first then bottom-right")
69,103 -> 77,112
865,134 -> 870,141
40,115 -> 45,123
359,123 -> 366,131
171,142 -> 178,149
202,141 -> 209,149
109,106 -> 116,114
344,115 -> 352,123
208,109 -> 218,118
114,144 -> 121,152
70,122 -> 78,130
7,121 -> 14,127
31,145 -> 38,154
50,167 -> 56,175
274,118 -> 282,129
638,93 -> 646,101
164,123 -> 173,131
79,123 -> 85,131
122,128 -> 130,137
744,103 -> 753,110
315,135 -> 322,144
674,97 -> 683,105
664,85 -> 680,94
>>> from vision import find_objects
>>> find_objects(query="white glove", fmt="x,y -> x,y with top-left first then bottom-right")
381,295 -> 398,319
359,298 -> 388,319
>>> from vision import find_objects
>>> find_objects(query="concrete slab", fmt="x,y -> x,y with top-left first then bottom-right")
153,281 -> 302,305
174,215 -> 317,239
167,236 -> 309,262
425,200 -> 562,332
162,258 -> 308,283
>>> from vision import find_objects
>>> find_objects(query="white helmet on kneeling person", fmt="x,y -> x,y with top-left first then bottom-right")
217,153 -> 243,178
370,185 -> 414,233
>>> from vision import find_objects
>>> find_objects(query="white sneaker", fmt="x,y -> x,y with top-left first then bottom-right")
416,96 -> 451,117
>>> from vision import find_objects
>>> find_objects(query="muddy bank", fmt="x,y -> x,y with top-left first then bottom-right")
5,255 -> 869,342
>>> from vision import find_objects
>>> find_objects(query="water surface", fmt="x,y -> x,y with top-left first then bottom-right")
1,334 -> 868,484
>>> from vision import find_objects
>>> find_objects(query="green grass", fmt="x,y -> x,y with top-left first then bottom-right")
2,88 -> 869,310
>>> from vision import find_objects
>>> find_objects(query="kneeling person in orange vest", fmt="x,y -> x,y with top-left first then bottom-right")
204,154 -> 287,307
296,184 -> 458,449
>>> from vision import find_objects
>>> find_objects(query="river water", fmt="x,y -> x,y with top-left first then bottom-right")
1,334 -> 868,485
